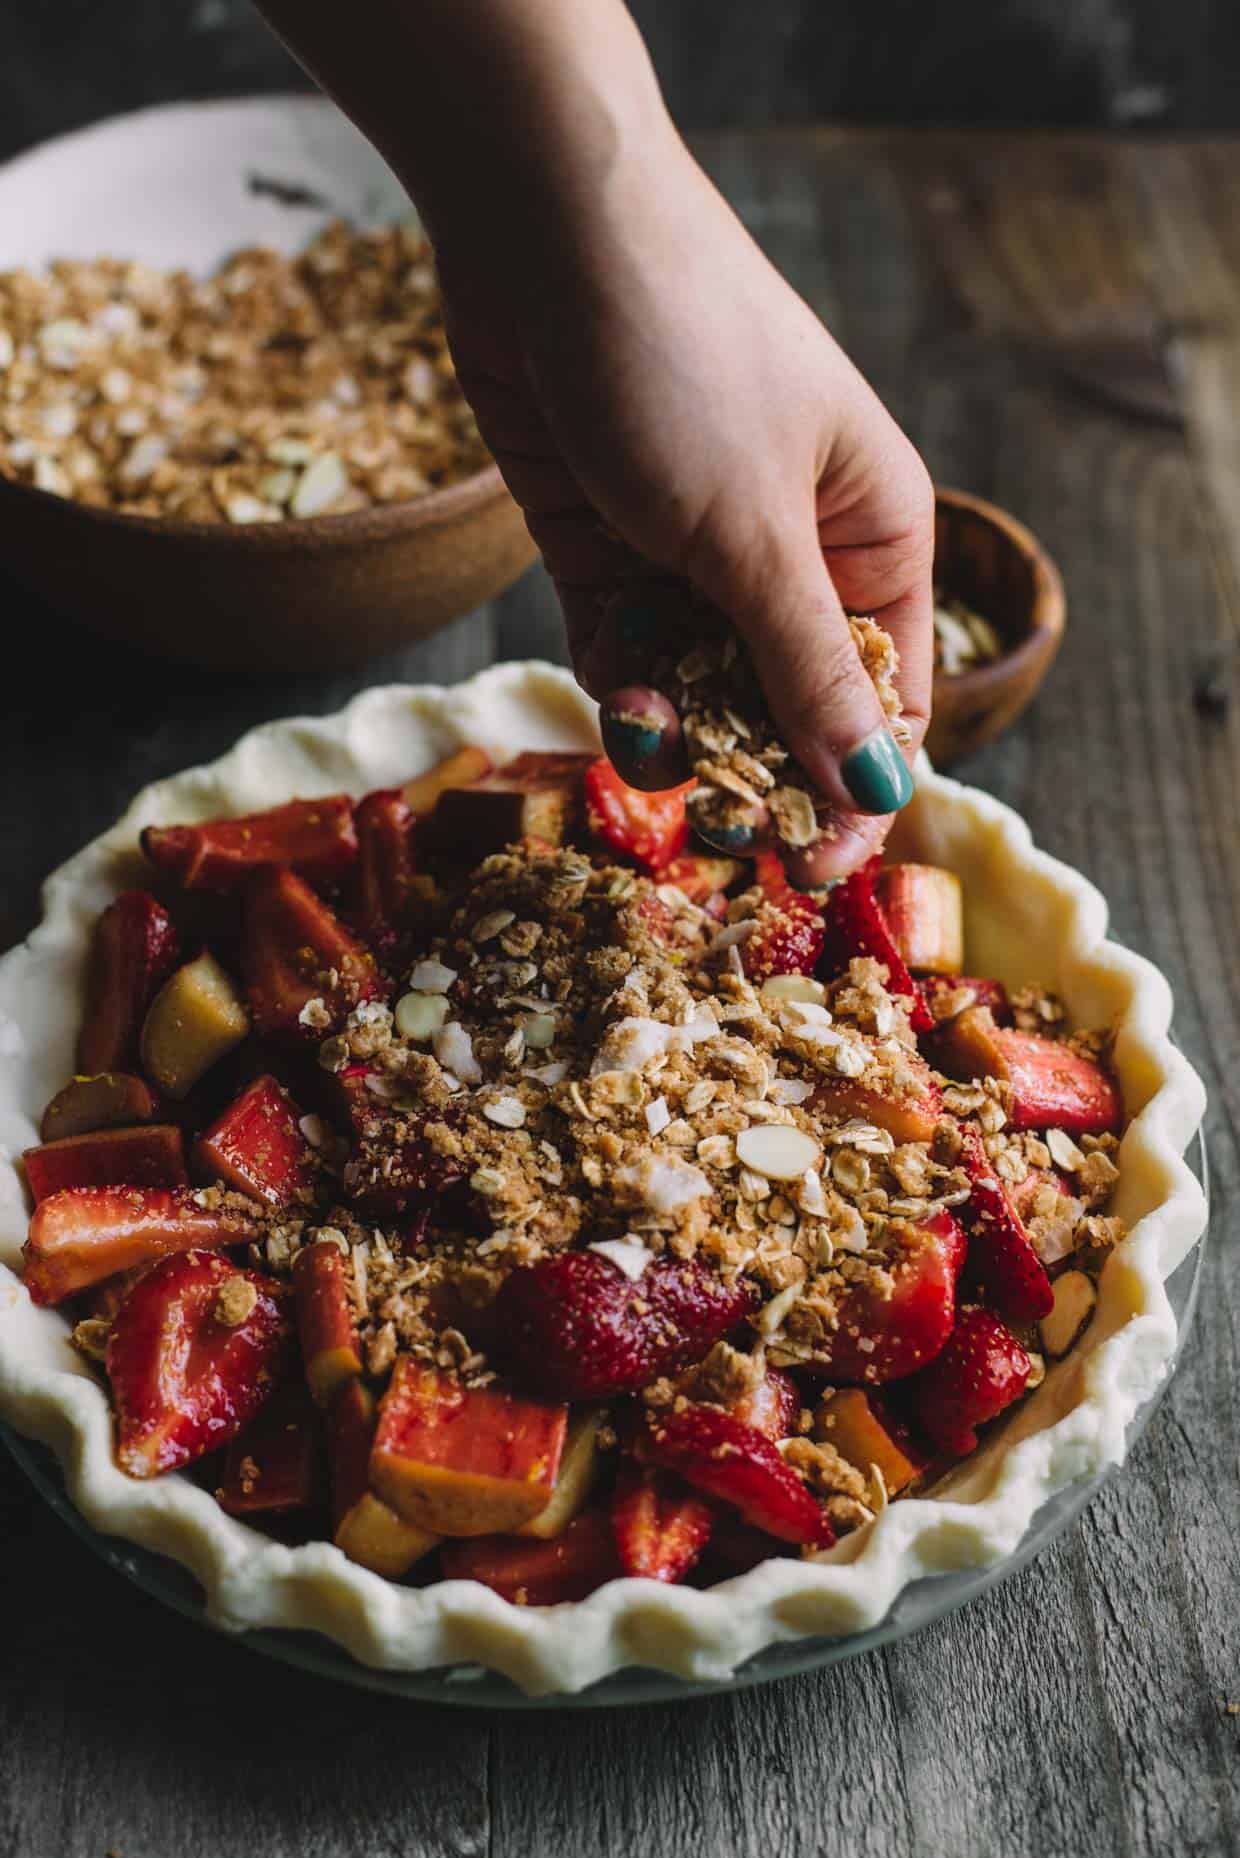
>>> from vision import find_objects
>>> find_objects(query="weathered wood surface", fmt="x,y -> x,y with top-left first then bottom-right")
1,129 -> 1239,1857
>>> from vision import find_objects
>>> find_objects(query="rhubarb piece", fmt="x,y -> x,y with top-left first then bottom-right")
921,974 -> 1012,1025
141,796 -> 357,891
1038,1269 -> 1097,1358
496,1251 -> 758,1401
876,864 -> 965,975
811,1052 -> 942,1145
293,1238 -> 363,1406
639,1406 -> 835,1548
354,787 -> 418,953
959,1129 -> 1055,1322
791,1210 -> 968,1383
610,1463 -> 715,1581
908,1306 -> 1031,1456
106,1250 -> 292,1477
820,857 -> 933,1032
401,744 -> 492,816
139,950 -> 250,1098
217,1380 -> 321,1518
194,1074 -> 316,1208
742,860 -> 827,981
440,1510 -> 622,1605
40,1072 -> 160,1144
519,1406 -> 607,1539
78,891 -> 180,1074
23,1186 -> 260,1305
327,1379 -> 440,1576
370,1360 -> 568,1536
23,1125 -> 187,1202
499,750 -> 600,782
584,757 -> 692,874
730,1366 -> 801,1440
427,762 -> 585,856
242,866 -> 382,1039
659,853 -> 741,913
935,1007 -> 1121,1135
815,1389 -> 925,1495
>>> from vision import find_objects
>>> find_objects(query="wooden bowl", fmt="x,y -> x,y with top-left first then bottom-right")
927,488 -> 1066,768
0,95 -> 536,672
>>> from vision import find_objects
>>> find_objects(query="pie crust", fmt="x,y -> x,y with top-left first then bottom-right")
0,662 -> 1207,1693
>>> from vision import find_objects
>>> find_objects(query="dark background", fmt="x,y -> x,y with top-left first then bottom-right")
4,0 -> 1238,162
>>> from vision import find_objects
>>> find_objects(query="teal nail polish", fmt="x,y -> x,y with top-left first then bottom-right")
841,729 -> 914,816
603,712 -> 663,764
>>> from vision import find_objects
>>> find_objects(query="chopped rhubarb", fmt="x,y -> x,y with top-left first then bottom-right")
729,1366 -> 801,1440
194,1074 -> 316,1208
78,891 -> 180,1074
639,1406 -> 835,1548
584,757 -> 692,874
811,1051 -> 942,1145
610,1464 -> 716,1581
519,1406 -> 607,1539
326,1379 -> 440,1576
794,1210 -> 968,1383
139,951 -> 250,1098
875,864 -> 964,975
659,853 -> 741,914
908,1306 -> 1031,1456
141,796 -> 357,891
936,1006 -> 1121,1135
496,1251 -> 758,1401
293,1238 -> 363,1406
815,1388 -> 926,1494
820,858 -> 933,1032
217,1380 -> 321,1518
40,1072 -> 160,1144
370,1360 -> 568,1536
401,744 -> 492,817
243,866 -> 382,1039
958,1129 -> 1055,1321
354,787 -> 418,954
427,763 -> 586,855
106,1250 -> 292,1477
23,1186 -> 260,1305
440,1509 -> 623,1605
24,1125 -> 187,1203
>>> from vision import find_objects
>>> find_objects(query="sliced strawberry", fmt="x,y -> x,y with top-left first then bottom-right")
440,1509 -> 623,1605
141,796 -> 357,891
354,787 -> 417,955
217,1379 -> 321,1518
584,757 -> 692,874
610,1463 -> 715,1582
936,1006 -> 1120,1134
742,867 -> 826,982
78,891 -> 180,1074
242,866 -> 382,1039
40,1072 -> 161,1144
106,1250 -> 292,1477
194,1074 -> 317,1208
796,1210 -> 968,1383
811,1053 -> 943,1145
23,1186 -> 260,1305
729,1365 -> 801,1439
638,1406 -> 835,1548
495,1252 -> 758,1401
958,1129 -> 1054,1321
920,974 -> 1012,1026
820,858 -> 933,1032
23,1125 -> 187,1202
908,1306 -> 1031,1456
659,854 -> 741,916
343,1107 -> 465,1216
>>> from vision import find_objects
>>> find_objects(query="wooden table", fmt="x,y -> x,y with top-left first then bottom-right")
2,129 -> 1237,1858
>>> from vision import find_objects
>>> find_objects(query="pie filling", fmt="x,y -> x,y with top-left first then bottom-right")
19,744 -> 1125,1603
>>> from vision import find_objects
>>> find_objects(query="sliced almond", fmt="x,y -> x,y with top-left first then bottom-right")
1039,1270 -> 1097,1358
761,974 -> 826,1007
394,992 -> 450,1041
735,1123 -> 821,1181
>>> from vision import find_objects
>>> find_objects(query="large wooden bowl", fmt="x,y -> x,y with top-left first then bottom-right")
927,488 -> 1066,768
0,94 -> 536,671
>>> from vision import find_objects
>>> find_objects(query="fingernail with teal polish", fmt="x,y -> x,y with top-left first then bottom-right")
841,729 -> 914,816
602,711 -> 663,765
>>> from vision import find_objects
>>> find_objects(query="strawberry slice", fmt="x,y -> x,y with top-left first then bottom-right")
742,854 -> 827,981
936,1007 -> 1120,1134
106,1250 -> 292,1478
243,866 -> 383,1038
194,1074 -> 317,1208
920,974 -> 1012,1026
23,1186 -> 260,1306
78,891 -> 180,1074
820,858 -> 933,1032
343,1107 -> 465,1216
141,796 -> 357,891
23,1125 -> 187,1202
609,1463 -> 716,1582
217,1379 -> 321,1518
495,1251 -> 758,1401
440,1509 -> 623,1605
958,1129 -> 1054,1321
729,1365 -> 801,1439
908,1306 -> 1031,1456
40,1072 -> 161,1144
811,1050 -> 943,1145
659,853 -> 741,916
354,787 -> 418,955
638,1406 -> 835,1548
796,1210 -> 968,1383
584,757 -> 692,874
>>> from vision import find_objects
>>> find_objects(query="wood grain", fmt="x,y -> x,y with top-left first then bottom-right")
2,129 -> 1239,1858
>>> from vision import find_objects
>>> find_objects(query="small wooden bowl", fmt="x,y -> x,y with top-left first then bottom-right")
926,488 -> 1066,768
0,95 -> 537,672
